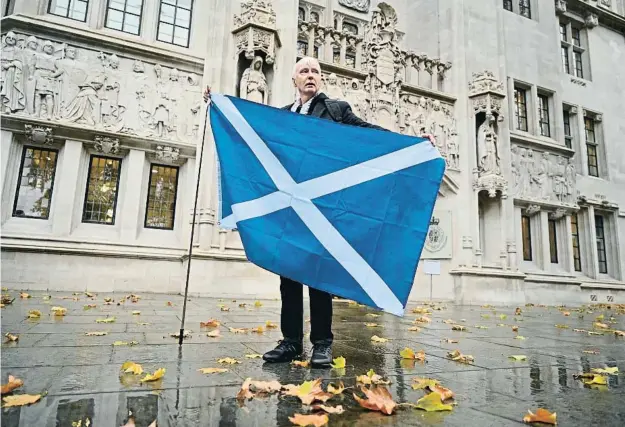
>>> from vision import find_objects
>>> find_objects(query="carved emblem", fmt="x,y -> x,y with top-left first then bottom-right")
233,1 -> 280,67
24,124 -> 53,145
154,145 -> 181,164
555,0 -> 567,14
94,136 -> 120,154
425,216 -> 447,253
584,13 -> 598,28
338,0 -> 370,13
525,205 -> 541,216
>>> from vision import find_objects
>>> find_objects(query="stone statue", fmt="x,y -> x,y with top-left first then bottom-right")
22,35 -> 40,115
565,160 -> 576,202
447,129 -> 459,170
532,152 -> 551,200
553,157 -> 567,202
32,40 -> 63,120
345,78 -> 368,118
476,113 -> 500,174
239,56 -> 268,104
511,145 -> 520,193
325,73 -> 345,100
101,53 -> 124,129
153,64 -> 172,137
63,73 -> 104,126
1,31 -> 26,113
55,45 -> 87,114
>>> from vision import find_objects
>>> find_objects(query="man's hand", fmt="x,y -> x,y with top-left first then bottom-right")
421,133 -> 436,147
203,85 -> 211,104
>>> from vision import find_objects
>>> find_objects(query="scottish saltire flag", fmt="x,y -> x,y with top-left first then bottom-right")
209,94 -> 445,316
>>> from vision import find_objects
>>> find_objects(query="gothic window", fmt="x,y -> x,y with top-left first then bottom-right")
310,11 -> 319,23
519,0 -> 531,18
346,50 -> 356,68
333,47 -> 340,64
514,87 -> 528,132
105,0 -> 144,35
157,0 -> 193,47
571,213 -> 582,272
13,146 -> 58,219
82,155 -> 121,225
595,214 -> 608,274
298,7 -> 305,21
538,94 -> 551,137
522,215 -> 532,261
584,116 -> 598,177
48,0 -> 89,21
145,164 -> 179,229
563,108 -> 572,149
560,21 -> 588,79
503,0 -> 513,12
343,22 -> 358,35
297,41 -> 308,57
548,219 -> 558,263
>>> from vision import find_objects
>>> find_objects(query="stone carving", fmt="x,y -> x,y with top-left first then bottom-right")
338,0 -> 370,13
1,31 -> 26,113
525,205 -> 541,216
584,12 -> 599,28
154,145 -> 181,164
94,136 -> 120,154
239,56 -> 268,104
468,70 -> 505,118
233,0 -> 279,64
555,0 -> 567,14
324,73 -> 345,100
25,124 -> 53,145
549,208 -> 567,220
234,0 -> 276,28
423,211 -> 453,259
0,32 -> 201,143
476,113 -> 500,175
511,146 -> 577,206
599,0 -> 612,8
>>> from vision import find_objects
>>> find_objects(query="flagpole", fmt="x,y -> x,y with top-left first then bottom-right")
178,105 -> 210,346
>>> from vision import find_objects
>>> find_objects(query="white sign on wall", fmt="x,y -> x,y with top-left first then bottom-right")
421,210 -> 453,259
421,260 -> 441,275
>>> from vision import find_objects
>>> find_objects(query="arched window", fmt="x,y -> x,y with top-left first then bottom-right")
311,11 -> 319,23
298,7 -> 305,21
343,22 -> 358,35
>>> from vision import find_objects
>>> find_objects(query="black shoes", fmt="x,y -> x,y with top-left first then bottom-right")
262,340 -> 303,363
310,343 -> 332,367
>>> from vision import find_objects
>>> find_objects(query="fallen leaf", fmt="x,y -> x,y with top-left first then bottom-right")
132,311 -> 141,315
499,314 -> 508,320
523,408 -> 557,424
311,404 -> 345,414
415,392 -> 453,412
288,413 -> 329,427
27,310 -> 41,319
614,330 -> 625,337
217,358 -> 241,365
167,301 -> 173,307
207,330 -> 221,338
198,368 -> 228,374
236,378 -> 254,401
229,327 -> 248,334
562,311 -> 570,316
200,319 -> 220,328
451,325 -> 466,331
251,326 -> 265,334
51,306 -> 67,316
103,297 -> 113,303
113,341 -> 138,346
245,354 -> 263,359
20,292 -> 30,299
85,331 -> 107,336
371,335 -> 388,343
353,386 -> 396,415
169,330 -> 191,339
509,355 -> 527,361
430,384 -> 455,401
515,336 -> 526,340
141,368 -> 166,382
512,326 -> 519,332
85,292 -> 95,298
249,380 -> 282,394
414,316 -> 431,323
238,303 -> 247,308
4,333 -> 19,342
331,356 -> 346,369
582,350 -> 600,355
441,338 -> 458,343
582,374 -> 607,385
220,306 -> 230,312
96,317 -> 116,323
83,304 -> 97,311
573,328 -> 587,333
365,313 -> 379,318
591,367 -> 618,375
121,362 -> 144,375
480,314 -> 490,319
265,321 -> 278,329
442,319 -> 455,324
1,375 -> 23,395
283,379 -> 333,405
595,314 -> 605,321
515,307 -> 522,315
474,325 -> 489,329
364,323 -> 379,327
411,377 -> 440,390
356,369 -> 390,385
137,322 -> 150,326
408,326 -> 421,332
555,324 -> 569,329
327,382 -> 345,394
2,394 -> 41,407
447,350 -> 474,364
399,348 -> 425,361
254,301 -> 263,308
411,307 -> 431,314
594,322 -> 609,329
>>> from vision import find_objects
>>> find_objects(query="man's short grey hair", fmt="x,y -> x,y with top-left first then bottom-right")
292,56 -> 321,79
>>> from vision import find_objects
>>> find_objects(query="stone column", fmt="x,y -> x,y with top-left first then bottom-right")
499,195 -> 509,269
0,130 -> 17,204
506,77 -> 515,131
564,213 -> 575,272
539,210 -> 550,271
307,27 -> 315,57
355,42 -> 363,69
586,205 -> 599,278
576,106 -> 589,175
119,149 -> 146,242
51,140 -> 83,236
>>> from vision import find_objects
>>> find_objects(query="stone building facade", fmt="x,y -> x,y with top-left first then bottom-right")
1,0 -> 624,305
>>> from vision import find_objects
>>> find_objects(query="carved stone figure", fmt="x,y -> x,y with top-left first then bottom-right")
338,0 -> 370,13
511,145 -> 520,194
63,73 -> 105,126
553,157 -> 567,202
476,113 -> 500,175
1,31 -> 25,113
239,56 -> 268,104
22,35 -> 39,114
152,64 -> 174,137
55,45 -> 87,114
532,151 -> 552,200
94,136 -> 120,155
345,78 -> 368,118
565,160 -> 576,202
100,53 -> 125,130
32,40 -> 63,120
447,129 -> 459,170
325,73 -> 345,100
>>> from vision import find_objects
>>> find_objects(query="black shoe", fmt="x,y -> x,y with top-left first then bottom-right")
262,340 -> 303,363
310,343 -> 332,367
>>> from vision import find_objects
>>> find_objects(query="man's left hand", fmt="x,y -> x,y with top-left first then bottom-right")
421,133 -> 436,146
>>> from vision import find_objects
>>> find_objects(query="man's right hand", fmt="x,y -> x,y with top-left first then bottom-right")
203,85 -> 211,104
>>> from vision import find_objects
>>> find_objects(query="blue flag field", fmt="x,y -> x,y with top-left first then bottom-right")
209,94 -> 445,316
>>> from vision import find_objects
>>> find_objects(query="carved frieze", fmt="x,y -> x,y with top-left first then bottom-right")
338,0 -> 370,13
524,205 -> 541,216
94,136 -> 120,155
234,0 -> 276,28
511,145 -> 577,207
0,32 -> 202,144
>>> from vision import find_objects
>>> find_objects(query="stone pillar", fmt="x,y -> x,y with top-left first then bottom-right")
51,140 -> 83,236
499,195 -> 508,269
575,106 -> 589,175
586,205 -> 599,278
355,42 -> 363,69
0,130 -> 17,204
340,36 -> 347,64
119,149 -> 146,242
564,213 -> 575,272
307,28 -> 315,57
539,210 -> 550,271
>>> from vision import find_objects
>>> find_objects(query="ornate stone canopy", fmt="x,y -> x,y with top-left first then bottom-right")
232,0 -> 281,64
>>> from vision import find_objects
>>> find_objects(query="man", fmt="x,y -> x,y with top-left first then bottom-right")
204,56 -> 435,367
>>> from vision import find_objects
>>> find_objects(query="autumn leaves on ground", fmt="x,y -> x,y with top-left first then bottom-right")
2,289 -> 625,426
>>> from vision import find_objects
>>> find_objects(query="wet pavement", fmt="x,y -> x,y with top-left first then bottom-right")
2,290 -> 625,426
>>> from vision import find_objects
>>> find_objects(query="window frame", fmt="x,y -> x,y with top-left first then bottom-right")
514,87 -> 529,132
156,0 -> 194,48
144,163 -> 180,230
584,116 -> 599,177
503,0 -> 513,12
521,214 -> 533,261
12,145 -> 59,220
81,154 -> 123,226
104,0 -> 145,36
563,108 -> 572,148
561,46 -> 570,74
560,20 -> 587,79
538,94 -> 551,137
519,0 -> 531,19
47,0 -> 89,22
571,213 -> 582,272
548,218 -> 558,264
595,214 -> 608,274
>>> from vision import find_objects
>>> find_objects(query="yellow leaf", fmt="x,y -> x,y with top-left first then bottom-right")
27,310 -> 41,319
414,316 -> 431,323
2,394 -> 41,407
331,356 -> 346,369
480,314 -> 490,319
121,362 -> 143,375
415,392 -> 453,412
207,330 -> 221,338
96,317 -> 116,323
1,375 -> 24,395
523,408 -> 557,425
447,350 -> 474,364
20,292 -> 31,299
411,377 -> 440,390
555,324 -> 569,329
245,354 -> 263,359
311,404 -> 345,414
217,358 -> 241,365
291,360 -> 309,368
327,382 -> 345,395
371,335 -> 388,343
614,330 -> 625,337
85,292 -> 95,298
288,413 -> 329,427
400,348 -> 415,359
364,323 -> 379,327
283,379 -> 333,405
229,327 -> 248,334
582,374 -> 607,385
104,297 -> 113,303
365,313 -> 380,319
356,369 -> 390,385
265,321 -> 278,329
591,367 -> 618,375
515,336 -> 526,340
594,322 -> 609,329
251,326 -> 265,334
200,319 -> 220,328
141,368 -> 166,382
85,331 -> 107,336
198,368 -> 228,374
132,311 -> 141,315
499,314 -> 508,320
582,350 -> 600,354
254,300 -> 263,307
113,341 -> 138,346
408,326 -> 421,332
83,304 -> 97,310
51,306 -> 67,316
595,314 -> 605,321
509,355 -> 527,361
4,333 -> 19,342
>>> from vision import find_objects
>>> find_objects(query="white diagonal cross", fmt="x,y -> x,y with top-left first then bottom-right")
211,94 -> 442,316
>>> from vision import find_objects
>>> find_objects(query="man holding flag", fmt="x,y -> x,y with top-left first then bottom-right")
204,56 -> 440,367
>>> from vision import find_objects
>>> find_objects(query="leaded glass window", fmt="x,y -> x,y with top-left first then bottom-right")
595,215 -> 607,274
548,219 -> 558,263
157,0 -> 193,47
105,0 -> 144,35
522,215 -> 532,261
145,164 -> 178,229
571,214 -> 582,272
514,88 -> 528,132
48,0 -> 89,21
538,95 -> 550,137
13,146 -> 58,219
82,155 -> 121,225
519,0 -> 531,18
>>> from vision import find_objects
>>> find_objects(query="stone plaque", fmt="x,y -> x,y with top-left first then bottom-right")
375,48 -> 395,86
422,210 -> 452,259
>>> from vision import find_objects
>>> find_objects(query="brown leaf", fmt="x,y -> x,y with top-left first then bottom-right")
414,316 -> 432,323
251,326 -> 265,334
249,380 -> 282,394
408,326 -> 421,332
282,379 -> 333,405
523,408 -> 557,425
288,413 -> 329,427
614,330 -> 625,337
430,384 -> 455,401
20,292 -> 30,299
515,307 -> 522,315
265,321 -> 278,329
292,360 -> 310,368
217,358 -> 241,365
166,301 -> 173,307
200,319 -> 220,328
447,350 -> 474,364
4,333 -> 19,342
411,377 -> 439,390
2,393 -> 41,407
207,330 -> 221,338
1,375 -> 24,395
236,378 -> 254,401
594,322 -> 609,329
311,404 -> 345,414
356,369 -> 390,385
512,326 -> 519,332
229,327 -> 248,334
353,386 -> 396,415
451,325 -> 466,331
198,368 -> 228,374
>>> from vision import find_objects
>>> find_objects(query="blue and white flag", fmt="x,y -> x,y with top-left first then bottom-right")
209,94 -> 445,316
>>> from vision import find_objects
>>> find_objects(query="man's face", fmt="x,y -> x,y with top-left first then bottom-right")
293,60 -> 321,98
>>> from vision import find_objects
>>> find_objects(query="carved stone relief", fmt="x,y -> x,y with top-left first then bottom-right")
1,32 -> 202,144
94,136 -> 120,155
468,70 -> 506,118
153,145 -> 181,165
239,56 -> 269,104
25,124 -> 52,145
338,0 -> 370,13
511,145 -> 577,206
555,0 -> 567,14
584,12 -> 599,28
233,0 -> 279,64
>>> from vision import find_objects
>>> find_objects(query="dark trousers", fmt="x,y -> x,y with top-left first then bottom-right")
280,276 -> 333,345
